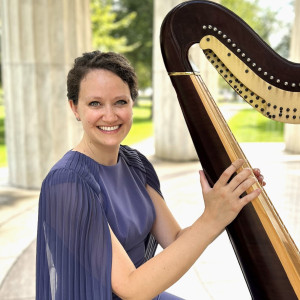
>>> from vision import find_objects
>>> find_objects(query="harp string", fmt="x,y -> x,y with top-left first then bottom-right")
160,1 -> 300,297
185,71 -> 300,295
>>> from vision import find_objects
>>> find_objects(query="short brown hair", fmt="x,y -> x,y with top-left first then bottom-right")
67,51 -> 138,104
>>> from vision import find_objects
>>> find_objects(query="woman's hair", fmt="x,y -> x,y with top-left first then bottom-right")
67,51 -> 138,104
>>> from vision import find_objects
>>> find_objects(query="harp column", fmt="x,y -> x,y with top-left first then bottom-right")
285,0 -> 300,153
1,0 -> 91,189
153,0 -> 219,161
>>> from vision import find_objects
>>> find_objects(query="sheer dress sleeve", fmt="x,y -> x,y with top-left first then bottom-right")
119,145 -> 163,199
36,168 -> 112,300
137,151 -> 163,199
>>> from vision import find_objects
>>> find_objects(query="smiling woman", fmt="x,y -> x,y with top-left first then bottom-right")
36,50 -> 264,300
69,69 -> 134,166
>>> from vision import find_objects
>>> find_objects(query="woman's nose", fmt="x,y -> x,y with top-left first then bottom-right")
102,106 -> 118,122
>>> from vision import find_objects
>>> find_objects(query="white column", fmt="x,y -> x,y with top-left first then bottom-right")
1,0 -> 91,188
153,0 -> 219,161
285,0 -> 300,153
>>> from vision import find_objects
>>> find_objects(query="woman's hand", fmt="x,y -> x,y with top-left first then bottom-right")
253,168 -> 266,186
199,159 -> 261,232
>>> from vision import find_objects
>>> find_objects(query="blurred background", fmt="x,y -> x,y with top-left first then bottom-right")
0,0 -> 299,299
0,0 -> 297,179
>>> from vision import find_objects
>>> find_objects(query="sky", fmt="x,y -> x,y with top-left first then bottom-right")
258,0 -> 294,19
257,0 -> 295,48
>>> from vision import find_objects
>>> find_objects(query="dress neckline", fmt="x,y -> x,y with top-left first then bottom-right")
70,149 -> 122,169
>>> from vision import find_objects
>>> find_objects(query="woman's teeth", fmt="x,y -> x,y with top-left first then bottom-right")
98,126 -> 119,131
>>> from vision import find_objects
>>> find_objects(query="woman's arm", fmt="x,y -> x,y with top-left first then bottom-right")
150,163 -> 266,248
111,159 -> 261,300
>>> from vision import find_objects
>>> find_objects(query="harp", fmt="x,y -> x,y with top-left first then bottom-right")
160,0 -> 300,299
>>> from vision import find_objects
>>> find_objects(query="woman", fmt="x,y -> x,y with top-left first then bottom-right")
36,51 -> 265,300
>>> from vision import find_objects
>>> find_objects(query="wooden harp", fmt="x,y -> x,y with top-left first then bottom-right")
160,0 -> 300,299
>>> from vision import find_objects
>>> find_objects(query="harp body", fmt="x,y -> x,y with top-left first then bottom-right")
160,1 -> 300,299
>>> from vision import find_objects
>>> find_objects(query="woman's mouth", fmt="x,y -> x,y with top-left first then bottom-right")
97,125 -> 121,132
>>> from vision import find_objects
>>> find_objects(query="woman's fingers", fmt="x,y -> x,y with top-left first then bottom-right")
208,158 -> 263,204
240,188 -> 261,206
228,167 -> 252,192
217,160 -> 266,195
201,159 -> 262,230
253,168 -> 266,186
215,159 -> 245,188
233,176 -> 257,197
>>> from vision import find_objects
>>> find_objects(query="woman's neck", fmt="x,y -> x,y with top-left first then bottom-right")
73,138 -> 120,166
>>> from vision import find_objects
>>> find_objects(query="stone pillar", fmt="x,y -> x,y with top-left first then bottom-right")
153,0 -> 219,161
284,0 -> 300,153
1,0 -> 91,188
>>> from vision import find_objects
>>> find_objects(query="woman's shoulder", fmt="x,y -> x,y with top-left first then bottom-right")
120,145 -> 163,197
43,150 -> 100,192
119,145 -> 150,172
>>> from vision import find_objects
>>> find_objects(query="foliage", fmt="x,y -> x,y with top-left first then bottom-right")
220,0 -> 277,44
228,108 -> 284,142
220,0 -> 293,58
112,0 -> 153,90
90,0 -> 154,89
0,17 -> 2,86
91,0 -> 138,53
275,28 -> 291,59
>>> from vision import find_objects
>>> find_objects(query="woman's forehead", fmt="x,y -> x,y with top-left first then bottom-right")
79,69 -> 131,99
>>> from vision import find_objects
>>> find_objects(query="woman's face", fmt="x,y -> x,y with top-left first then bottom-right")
70,69 -> 134,151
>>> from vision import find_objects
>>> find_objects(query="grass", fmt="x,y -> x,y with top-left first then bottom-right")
228,108 -> 284,142
123,99 -> 153,145
0,99 -> 153,167
0,145 -> 6,167
125,101 -> 285,145
0,98 -> 285,168
0,100 -> 6,167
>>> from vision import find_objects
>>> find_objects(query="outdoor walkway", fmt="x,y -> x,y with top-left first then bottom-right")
0,140 -> 300,299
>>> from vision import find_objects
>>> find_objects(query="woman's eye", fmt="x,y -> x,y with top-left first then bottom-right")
89,101 -> 100,107
116,100 -> 127,105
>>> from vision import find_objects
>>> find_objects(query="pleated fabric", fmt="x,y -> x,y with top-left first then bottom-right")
36,145 -> 163,300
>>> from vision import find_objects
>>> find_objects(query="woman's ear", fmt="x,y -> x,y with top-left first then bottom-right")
69,100 -> 80,121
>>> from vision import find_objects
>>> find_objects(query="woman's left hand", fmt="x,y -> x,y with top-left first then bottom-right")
253,168 -> 266,186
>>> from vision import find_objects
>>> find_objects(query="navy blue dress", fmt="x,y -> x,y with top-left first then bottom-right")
36,145 -> 184,299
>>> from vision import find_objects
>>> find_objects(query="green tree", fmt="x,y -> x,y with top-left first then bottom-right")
113,0 -> 153,90
0,17 -> 2,87
220,0 -> 277,44
91,0 -> 138,53
275,28 -> 291,59
221,0 -> 294,59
